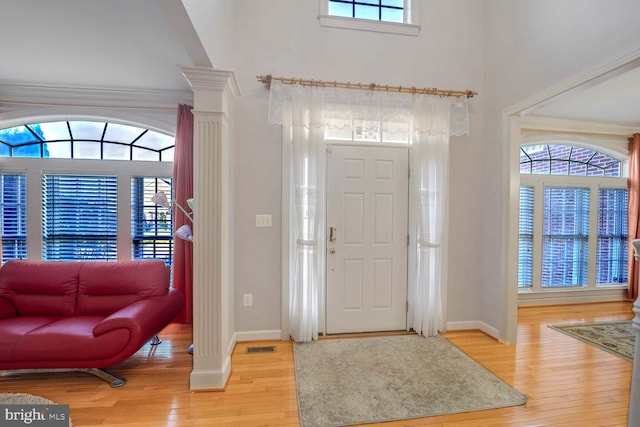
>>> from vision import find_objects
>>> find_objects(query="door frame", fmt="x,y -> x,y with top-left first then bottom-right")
280,134 -> 417,340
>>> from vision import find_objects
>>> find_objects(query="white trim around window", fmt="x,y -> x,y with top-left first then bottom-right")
318,0 -> 420,36
518,173 -> 629,304
6,157 -> 172,261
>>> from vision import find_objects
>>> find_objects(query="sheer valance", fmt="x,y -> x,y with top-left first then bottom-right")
268,81 -> 470,137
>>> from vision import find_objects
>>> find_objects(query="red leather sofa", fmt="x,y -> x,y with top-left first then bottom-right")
0,260 -> 184,387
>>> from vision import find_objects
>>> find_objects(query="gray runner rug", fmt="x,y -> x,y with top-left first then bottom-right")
293,334 -> 526,427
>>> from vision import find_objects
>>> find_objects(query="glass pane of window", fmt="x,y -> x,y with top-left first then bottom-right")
46,141 -> 71,159
518,186 -> 534,287
132,147 -> 160,162
381,8 -> 403,23
73,141 -> 101,159
569,146 -> 595,163
548,144 -> 571,160
103,143 -> 130,160
355,4 -> 380,20
383,0 -> 403,7
0,145 -> 9,157
329,1 -> 353,17
542,187 -> 589,287
597,189 -> 628,285
12,144 -> 43,158
531,161 -> 550,175
587,165 -> 604,176
161,147 -> 175,163
522,145 -> 548,161
569,163 -> 587,176
604,163 -> 621,177
39,121 -> 71,141
134,131 -> 175,151
69,121 -> 105,141
0,173 -> 27,262
132,177 -> 173,265
550,160 -> 569,175
354,120 -> 380,141
104,123 -> 146,143
42,174 -> 117,261
0,125 -> 41,146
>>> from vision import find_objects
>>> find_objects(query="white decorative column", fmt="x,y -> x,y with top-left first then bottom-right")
629,299 -> 640,426
181,66 -> 239,390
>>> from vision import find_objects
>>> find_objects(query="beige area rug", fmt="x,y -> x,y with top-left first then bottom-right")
0,392 -> 72,426
293,334 -> 527,427
549,321 -> 635,362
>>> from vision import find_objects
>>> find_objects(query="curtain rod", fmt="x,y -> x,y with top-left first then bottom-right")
257,74 -> 477,98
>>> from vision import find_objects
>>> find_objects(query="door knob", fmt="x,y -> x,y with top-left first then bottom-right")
329,248 -> 336,254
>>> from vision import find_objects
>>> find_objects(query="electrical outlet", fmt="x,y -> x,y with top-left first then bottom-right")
243,293 -> 253,307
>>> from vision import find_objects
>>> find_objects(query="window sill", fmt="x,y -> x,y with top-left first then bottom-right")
318,15 -> 420,36
518,286 -> 628,306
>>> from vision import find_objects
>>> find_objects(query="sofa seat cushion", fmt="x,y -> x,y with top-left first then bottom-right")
5,316 -> 129,365
0,317 -> 61,362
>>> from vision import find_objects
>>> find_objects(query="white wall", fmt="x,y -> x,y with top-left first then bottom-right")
228,0 -> 485,333
182,0 -> 235,70
482,0 -> 640,331
180,0 -> 640,339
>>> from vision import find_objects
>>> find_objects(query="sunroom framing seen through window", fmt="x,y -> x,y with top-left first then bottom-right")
0,120 -> 174,162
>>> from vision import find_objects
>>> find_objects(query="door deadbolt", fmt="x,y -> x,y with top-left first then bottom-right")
329,248 -> 336,254
329,226 -> 337,242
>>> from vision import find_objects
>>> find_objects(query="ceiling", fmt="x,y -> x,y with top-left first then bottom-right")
0,0 -> 202,93
1,1 -> 639,128
525,63 -> 640,128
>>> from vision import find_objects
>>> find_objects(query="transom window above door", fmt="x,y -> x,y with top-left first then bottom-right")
0,121 -> 174,162
319,0 -> 420,36
329,0 -> 404,22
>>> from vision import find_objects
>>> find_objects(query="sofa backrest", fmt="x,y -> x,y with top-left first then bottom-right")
0,259 -> 170,317
0,260 -> 82,317
75,260 -> 170,315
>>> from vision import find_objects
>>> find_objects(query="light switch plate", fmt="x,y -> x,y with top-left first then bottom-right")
256,214 -> 272,227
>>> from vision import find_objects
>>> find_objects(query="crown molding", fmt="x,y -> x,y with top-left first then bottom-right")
0,82 -> 194,110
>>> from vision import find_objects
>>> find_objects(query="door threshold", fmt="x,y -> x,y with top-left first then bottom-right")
319,330 -> 415,340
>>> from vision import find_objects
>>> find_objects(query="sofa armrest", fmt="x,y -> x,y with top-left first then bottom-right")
0,296 -> 17,319
93,289 -> 185,343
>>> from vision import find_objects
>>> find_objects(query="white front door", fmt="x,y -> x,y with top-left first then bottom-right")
326,144 -> 408,334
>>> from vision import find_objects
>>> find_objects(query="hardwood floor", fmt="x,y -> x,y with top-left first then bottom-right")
0,301 -> 634,426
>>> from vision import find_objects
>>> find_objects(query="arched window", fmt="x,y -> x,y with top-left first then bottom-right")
518,143 -> 627,291
0,120 -> 175,265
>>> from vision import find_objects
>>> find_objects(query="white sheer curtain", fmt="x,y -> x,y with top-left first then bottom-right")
268,81 -> 469,341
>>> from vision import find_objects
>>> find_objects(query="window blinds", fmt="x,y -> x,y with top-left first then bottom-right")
42,174 -> 117,261
0,173 -> 27,262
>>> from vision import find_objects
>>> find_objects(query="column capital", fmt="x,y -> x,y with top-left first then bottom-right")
181,66 -> 240,97
181,66 -> 239,115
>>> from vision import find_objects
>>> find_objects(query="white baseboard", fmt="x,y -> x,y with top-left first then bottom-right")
235,330 -> 283,342
446,320 -> 500,340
